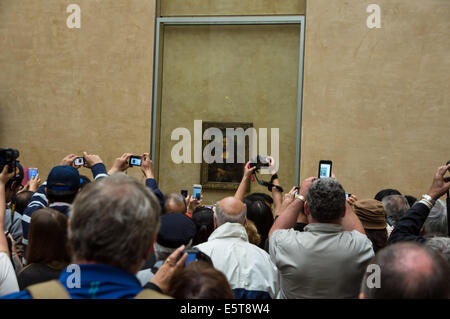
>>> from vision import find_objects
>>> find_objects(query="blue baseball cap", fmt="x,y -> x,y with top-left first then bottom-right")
47,165 -> 80,192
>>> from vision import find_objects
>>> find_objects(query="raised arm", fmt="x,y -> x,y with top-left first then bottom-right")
141,153 -> 165,210
0,165 -> 15,253
83,151 -> 108,180
108,153 -> 133,175
234,162 -> 256,202
389,164 -> 450,244
269,177 -> 316,238
340,201 -> 366,234
270,175 -> 283,217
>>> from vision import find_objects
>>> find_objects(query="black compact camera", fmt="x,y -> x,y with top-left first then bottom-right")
249,155 -> 270,172
0,148 -> 20,173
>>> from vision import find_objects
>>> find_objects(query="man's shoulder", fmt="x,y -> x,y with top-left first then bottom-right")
269,228 -> 299,245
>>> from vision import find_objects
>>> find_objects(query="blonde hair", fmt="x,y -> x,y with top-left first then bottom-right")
245,219 -> 261,246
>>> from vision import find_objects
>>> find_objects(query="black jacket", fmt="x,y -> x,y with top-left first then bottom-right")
388,202 -> 429,244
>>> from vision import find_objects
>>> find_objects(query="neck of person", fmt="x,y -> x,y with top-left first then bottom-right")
308,216 -> 342,225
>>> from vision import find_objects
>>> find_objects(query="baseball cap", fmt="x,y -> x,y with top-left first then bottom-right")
47,165 -> 80,192
157,213 -> 197,248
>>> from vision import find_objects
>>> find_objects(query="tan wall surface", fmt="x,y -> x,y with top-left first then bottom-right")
160,0 -> 305,16
158,25 -> 300,204
301,0 -> 450,199
0,0 -> 156,181
2,0 -> 449,203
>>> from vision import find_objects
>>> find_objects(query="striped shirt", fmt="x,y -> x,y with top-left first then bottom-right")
21,163 -> 108,252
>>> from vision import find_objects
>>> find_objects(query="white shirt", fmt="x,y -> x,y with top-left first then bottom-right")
0,252 -> 19,296
195,222 -> 279,298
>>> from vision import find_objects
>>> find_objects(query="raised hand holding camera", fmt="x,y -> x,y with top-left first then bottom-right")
61,154 -> 78,167
108,153 -> 133,175
140,153 -> 154,179
82,151 -> 103,168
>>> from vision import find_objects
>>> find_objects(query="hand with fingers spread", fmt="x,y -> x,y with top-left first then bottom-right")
82,151 -> 103,169
28,173 -> 41,192
150,245 -> 188,293
427,164 -> 450,200
108,153 -> 133,175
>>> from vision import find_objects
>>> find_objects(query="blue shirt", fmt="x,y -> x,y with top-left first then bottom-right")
1,264 -> 143,299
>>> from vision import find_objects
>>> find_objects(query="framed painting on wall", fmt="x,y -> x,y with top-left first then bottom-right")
200,121 -> 253,190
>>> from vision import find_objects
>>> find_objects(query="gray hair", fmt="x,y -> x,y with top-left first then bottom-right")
424,199 -> 448,236
153,240 -> 193,261
69,173 -> 161,273
214,202 -> 246,227
425,236 -> 450,263
382,195 -> 410,225
164,192 -> 187,213
306,178 -> 346,222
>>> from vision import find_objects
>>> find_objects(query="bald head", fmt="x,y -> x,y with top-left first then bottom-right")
361,242 -> 449,299
218,197 -> 245,216
214,197 -> 246,227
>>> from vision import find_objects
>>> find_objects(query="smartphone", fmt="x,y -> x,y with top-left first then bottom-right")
185,252 -> 198,266
193,184 -> 202,201
181,189 -> 188,198
318,160 -> 332,178
28,168 -> 38,180
345,193 -> 351,200
129,155 -> 142,167
74,157 -> 85,166
294,186 -> 300,196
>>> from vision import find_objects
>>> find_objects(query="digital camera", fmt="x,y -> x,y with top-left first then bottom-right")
0,148 -> 20,173
249,155 -> 270,171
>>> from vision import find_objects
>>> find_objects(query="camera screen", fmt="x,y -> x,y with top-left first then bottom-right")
319,164 -> 331,178
130,157 -> 142,166
193,187 -> 201,200
28,169 -> 38,180
74,158 -> 84,166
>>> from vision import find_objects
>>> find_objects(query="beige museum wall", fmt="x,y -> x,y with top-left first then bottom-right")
1,0 -> 449,203
159,0 -> 305,16
0,0 -> 156,182
157,25 -> 300,204
301,0 -> 450,199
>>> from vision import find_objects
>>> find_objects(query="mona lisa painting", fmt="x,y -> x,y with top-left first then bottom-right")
200,122 -> 253,190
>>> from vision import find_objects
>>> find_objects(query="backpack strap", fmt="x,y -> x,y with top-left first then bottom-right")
27,280 -> 71,299
134,289 -> 173,299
